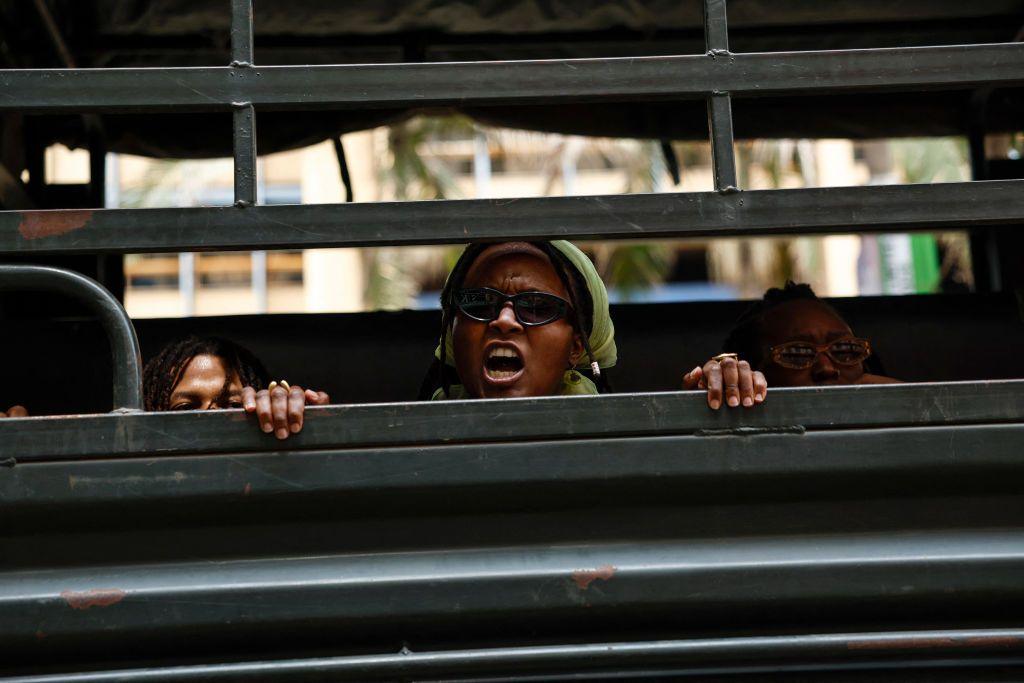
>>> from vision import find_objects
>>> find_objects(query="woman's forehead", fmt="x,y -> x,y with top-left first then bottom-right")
763,299 -> 852,340
175,354 -> 240,388
463,243 -> 567,294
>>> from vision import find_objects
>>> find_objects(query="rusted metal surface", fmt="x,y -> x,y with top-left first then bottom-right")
16,209 -> 92,240
59,589 -> 126,611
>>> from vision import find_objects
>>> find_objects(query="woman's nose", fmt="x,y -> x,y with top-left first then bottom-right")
812,351 -> 839,380
489,302 -> 523,333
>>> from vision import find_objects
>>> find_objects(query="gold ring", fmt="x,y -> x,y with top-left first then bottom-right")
267,380 -> 291,392
711,353 -> 739,363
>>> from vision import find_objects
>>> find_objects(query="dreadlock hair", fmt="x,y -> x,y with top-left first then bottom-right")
723,281 -> 827,370
143,335 -> 269,411
421,241 -> 608,399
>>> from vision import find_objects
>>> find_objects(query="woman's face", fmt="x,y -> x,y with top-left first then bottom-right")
757,299 -> 866,387
452,244 -> 583,399
168,354 -> 245,410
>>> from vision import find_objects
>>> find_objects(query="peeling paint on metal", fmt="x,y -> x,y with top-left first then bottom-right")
60,588 -> 126,610
18,210 -> 93,240
571,564 -> 616,590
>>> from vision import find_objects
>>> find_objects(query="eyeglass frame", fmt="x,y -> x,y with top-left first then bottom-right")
768,337 -> 873,370
453,287 -> 573,327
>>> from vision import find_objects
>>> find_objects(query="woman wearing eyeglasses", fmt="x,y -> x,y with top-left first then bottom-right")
422,240 -> 766,407
724,281 -> 899,387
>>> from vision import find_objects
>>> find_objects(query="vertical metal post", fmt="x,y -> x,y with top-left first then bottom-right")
969,94 -> 1002,293
231,0 -> 257,207
703,0 -> 738,192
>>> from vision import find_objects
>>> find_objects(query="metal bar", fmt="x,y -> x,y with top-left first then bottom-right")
707,94 -> 738,191
5,630 -> 1024,682
4,423 -> 1024,506
230,0 -> 257,207
702,1 -> 738,191
87,127 -> 105,207
1,380 -> 1022,462
230,0 -> 254,66
703,0 -> 730,53
232,103 -> 257,207
1,533 -> 1024,662
1,179 -> 1022,256
968,104 -> 1004,293
2,43 -> 1023,112
0,265 -> 142,412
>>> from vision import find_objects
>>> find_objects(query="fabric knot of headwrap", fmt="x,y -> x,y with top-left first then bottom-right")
433,240 -> 616,399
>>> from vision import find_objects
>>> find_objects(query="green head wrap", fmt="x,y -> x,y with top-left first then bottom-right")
433,240 -> 617,399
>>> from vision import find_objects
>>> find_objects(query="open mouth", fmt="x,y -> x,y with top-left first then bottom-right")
484,346 -> 525,382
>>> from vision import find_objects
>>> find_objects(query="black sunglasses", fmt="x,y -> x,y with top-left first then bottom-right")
454,287 -> 571,326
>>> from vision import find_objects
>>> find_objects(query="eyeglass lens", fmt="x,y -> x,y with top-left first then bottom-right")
775,339 -> 869,368
457,289 -> 564,325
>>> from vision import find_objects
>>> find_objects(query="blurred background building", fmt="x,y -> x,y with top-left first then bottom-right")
43,119 -> 1006,319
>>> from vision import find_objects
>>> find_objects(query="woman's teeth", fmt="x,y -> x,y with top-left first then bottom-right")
486,347 -> 522,378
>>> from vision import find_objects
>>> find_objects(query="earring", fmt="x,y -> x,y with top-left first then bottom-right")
567,363 -> 582,383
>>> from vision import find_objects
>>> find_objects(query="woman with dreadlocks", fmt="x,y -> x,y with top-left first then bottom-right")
144,335 -> 329,438
420,240 -> 765,408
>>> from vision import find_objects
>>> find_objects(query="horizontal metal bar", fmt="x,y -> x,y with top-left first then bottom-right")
3,423 -> 1023,509
1,43 -> 1022,112
1,381 -> 1022,462
0,266 -> 142,412
3,533 -> 1024,662
1,179 -> 1023,255
6,630 -> 1024,682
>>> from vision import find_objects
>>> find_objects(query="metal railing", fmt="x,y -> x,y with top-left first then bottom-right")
0,0 -> 1022,255
0,265 -> 142,412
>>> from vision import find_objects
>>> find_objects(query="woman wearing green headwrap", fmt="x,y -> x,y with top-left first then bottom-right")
421,240 -> 614,400
421,240 -> 766,407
